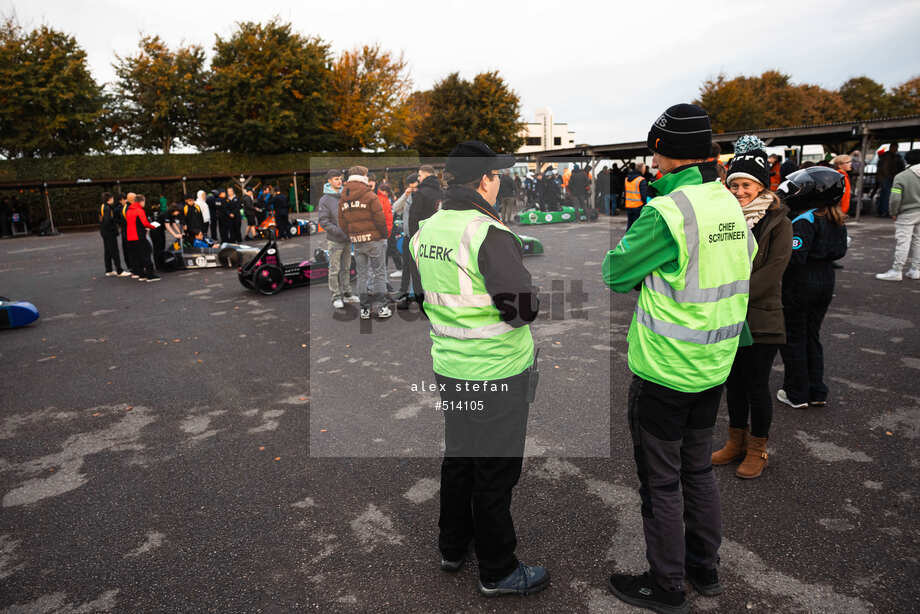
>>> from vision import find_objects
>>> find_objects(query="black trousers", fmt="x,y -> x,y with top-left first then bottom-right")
780,274 -> 834,404
276,212 -> 290,238
229,216 -> 242,242
217,216 -> 230,243
628,375 -> 722,592
626,206 -> 642,229
101,231 -> 122,273
725,344 -> 779,438
210,218 -> 219,241
120,229 -> 133,272
399,237 -> 412,295
436,370 -> 530,583
128,240 -> 154,279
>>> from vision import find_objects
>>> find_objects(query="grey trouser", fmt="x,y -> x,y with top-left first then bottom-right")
892,209 -> 920,270
500,197 -> 516,223
327,239 -> 353,299
355,239 -> 387,308
627,375 -> 722,592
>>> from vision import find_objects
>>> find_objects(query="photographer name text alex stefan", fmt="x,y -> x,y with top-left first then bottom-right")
410,380 -> 510,393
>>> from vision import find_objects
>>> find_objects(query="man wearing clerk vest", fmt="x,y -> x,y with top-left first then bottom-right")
409,141 -> 547,597
603,104 -> 757,614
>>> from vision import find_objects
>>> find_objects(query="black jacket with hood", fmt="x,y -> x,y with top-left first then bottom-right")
408,175 -> 442,237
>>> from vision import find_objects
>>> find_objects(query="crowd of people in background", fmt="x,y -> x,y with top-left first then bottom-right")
93,184 -> 296,281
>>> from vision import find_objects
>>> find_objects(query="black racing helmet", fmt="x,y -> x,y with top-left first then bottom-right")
776,166 -> 845,211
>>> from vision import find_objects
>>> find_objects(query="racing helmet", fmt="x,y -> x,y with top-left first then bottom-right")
776,166 -> 845,211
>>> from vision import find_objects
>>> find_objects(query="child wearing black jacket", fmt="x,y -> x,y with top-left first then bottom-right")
776,167 -> 848,408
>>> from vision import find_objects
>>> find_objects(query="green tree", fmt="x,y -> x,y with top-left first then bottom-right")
196,19 -> 338,154
412,71 -> 523,157
838,76 -> 890,119
889,76 -> 920,116
110,35 -> 207,154
0,18 -> 105,158
330,44 -> 411,151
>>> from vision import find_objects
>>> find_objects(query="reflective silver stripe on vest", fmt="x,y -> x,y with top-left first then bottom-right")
424,291 -> 493,308
636,306 -> 744,345
457,216 -> 489,295
643,190 -> 753,303
410,230 -> 422,259
430,320 -> 514,340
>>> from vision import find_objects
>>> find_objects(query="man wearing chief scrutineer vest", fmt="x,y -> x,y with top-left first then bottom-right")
603,104 -> 757,614
408,141 -> 547,598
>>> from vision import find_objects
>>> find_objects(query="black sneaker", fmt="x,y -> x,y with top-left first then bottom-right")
478,562 -> 549,597
685,564 -> 723,596
608,571 -> 689,614
440,555 -> 465,572
395,294 -> 412,310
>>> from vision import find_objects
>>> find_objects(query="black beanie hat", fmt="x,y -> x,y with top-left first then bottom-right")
647,103 -> 712,159
727,148 -> 770,188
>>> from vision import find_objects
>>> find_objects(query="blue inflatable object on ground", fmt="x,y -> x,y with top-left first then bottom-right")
0,298 -> 39,329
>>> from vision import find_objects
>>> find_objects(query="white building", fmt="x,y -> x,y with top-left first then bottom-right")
517,108 -> 575,153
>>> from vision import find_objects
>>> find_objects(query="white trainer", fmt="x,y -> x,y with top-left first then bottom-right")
332,298 -> 344,309
907,268 -> 920,280
389,270 -> 402,278
777,389 -> 808,409
875,269 -> 902,281
118,271 -> 132,277
343,294 -> 360,304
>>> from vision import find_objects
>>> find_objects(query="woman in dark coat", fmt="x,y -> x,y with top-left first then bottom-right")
712,136 -> 792,479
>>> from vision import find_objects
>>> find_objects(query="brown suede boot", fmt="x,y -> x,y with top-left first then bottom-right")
711,427 -> 747,465
736,436 -> 768,479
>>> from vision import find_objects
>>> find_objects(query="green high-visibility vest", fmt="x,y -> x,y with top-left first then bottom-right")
410,208 -> 534,380
628,183 -> 757,393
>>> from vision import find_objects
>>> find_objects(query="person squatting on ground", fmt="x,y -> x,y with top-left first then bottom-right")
603,103 -> 757,614
318,169 -> 358,309
876,149 -> 920,282
409,140 -> 546,598
125,194 -> 160,282
775,166 -> 848,409
623,162 -> 649,229
338,165 -> 391,319
99,192 -> 129,277
712,135 -> 792,480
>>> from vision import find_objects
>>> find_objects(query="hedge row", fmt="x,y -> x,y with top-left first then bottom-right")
0,151 -> 420,228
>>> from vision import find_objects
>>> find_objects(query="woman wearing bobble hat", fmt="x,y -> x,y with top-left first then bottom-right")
711,136 -> 792,479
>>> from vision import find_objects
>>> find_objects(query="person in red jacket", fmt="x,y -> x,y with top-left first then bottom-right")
126,194 -> 160,282
369,174 -> 393,235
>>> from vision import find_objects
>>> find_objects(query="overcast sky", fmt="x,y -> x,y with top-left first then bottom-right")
5,0 -> 920,145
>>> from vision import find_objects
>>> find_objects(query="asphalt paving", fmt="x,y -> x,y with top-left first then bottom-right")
0,211 -> 918,613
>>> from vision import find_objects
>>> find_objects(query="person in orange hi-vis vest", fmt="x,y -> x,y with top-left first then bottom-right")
830,154 -> 852,214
